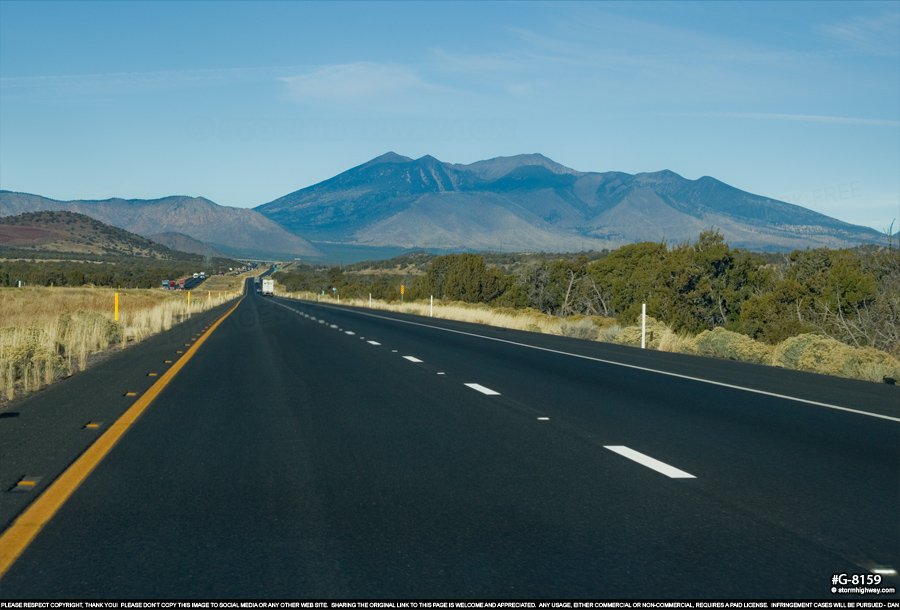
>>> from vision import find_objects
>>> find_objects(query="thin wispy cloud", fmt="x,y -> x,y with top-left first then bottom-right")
279,63 -> 434,102
0,65 -> 306,98
819,9 -> 900,56
688,112 -> 900,127
430,49 -> 529,75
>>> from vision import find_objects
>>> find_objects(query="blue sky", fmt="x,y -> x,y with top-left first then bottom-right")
1,1 -> 898,231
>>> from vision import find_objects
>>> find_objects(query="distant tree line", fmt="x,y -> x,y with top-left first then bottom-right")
275,231 -> 899,357
0,257 -> 236,289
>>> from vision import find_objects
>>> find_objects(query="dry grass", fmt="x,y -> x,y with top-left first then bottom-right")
657,328 -> 698,354
0,286 -> 238,402
612,316 -> 671,350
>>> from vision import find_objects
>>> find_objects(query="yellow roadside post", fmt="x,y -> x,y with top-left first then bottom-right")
114,292 -> 119,322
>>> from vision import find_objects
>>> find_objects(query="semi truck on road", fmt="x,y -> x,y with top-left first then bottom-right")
262,278 -> 274,296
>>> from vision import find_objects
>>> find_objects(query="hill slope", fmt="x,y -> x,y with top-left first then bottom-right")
0,211 -> 182,258
257,153 -> 885,252
147,232 -> 227,258
0,192 -> 322,260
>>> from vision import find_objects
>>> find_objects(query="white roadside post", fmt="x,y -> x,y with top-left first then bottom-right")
641,303 -> 647,349
369,293 -> 372,308
430,295 -> 434,317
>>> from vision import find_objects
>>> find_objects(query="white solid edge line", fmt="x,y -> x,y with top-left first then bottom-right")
403,356 -> 424,363
604,445 -> 696,479
305,304 -> 899,423
465,383 -> 501,396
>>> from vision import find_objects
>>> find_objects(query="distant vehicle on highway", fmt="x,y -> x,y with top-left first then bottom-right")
199,272 -> 206,279
262,278 -> 274,296
193,273 -> 200,279
161,280 -> 170,290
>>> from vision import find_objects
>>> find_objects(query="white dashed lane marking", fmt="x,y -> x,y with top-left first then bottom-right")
464,383 -> 500,396
603,445 -> 696,479
403,356 -> 424,363
367,341 -> 381,346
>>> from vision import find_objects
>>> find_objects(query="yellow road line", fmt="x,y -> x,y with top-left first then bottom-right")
0,298 -> 243,579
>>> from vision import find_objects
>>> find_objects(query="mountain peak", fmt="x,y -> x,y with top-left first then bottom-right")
369,151 -> 414,165
634,169 -> 686,182
457,153 -> 579,181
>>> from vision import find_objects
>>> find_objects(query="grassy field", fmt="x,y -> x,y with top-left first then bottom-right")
0,285 -> 239,403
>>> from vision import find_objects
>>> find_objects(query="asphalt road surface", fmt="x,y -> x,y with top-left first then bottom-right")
1,282 -> 897,599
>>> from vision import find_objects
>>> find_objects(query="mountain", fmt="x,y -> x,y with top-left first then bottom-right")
0,211 -> 182,258
147,232 -> 226,258
0,191 -> 322,260
257,153 -> 886,252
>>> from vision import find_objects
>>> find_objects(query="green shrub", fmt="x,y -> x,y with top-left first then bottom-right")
694,327 -> 772,364
559,317 -> 599,340
773,333 -> 900,382
613,316 -> 670,349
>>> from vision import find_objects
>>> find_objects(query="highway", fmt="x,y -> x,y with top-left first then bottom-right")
0,281 -> 897,598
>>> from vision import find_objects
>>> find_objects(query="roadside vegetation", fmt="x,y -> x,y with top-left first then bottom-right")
274,231 -> 900,384
0,286 -> 240,404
